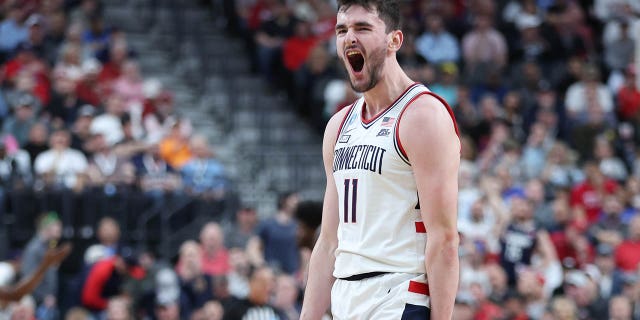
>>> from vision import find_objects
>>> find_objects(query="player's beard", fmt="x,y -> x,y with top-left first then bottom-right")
347,45 -> 386,93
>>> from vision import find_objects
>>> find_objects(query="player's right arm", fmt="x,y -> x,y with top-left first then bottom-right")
300,108 -> 348,319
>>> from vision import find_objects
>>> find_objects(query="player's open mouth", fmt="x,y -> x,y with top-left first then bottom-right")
347,50 -> 365,73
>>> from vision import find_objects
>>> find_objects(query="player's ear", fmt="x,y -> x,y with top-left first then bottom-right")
387,30 -> 403,52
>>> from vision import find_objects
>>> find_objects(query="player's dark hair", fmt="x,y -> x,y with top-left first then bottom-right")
337,0 -> 401,32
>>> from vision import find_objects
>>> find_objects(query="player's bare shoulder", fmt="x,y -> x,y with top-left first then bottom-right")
398,93 -> 460,161
401,94 -> 457,137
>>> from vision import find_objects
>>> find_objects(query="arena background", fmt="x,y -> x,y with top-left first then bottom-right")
0,0 -> 638,319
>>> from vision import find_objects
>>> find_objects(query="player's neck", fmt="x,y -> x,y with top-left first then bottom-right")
362,60 -> 414,118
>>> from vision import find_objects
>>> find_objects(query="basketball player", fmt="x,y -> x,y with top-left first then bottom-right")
300,1 -> 460,319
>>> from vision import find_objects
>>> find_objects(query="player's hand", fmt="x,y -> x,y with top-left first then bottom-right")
43,243 -> 72,266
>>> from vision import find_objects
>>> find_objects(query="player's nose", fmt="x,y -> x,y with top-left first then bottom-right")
343,28 -> 358,45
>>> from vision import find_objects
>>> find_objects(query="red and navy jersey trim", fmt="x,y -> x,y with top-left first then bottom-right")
408,281 -> 430,295
394,90 -> 460,164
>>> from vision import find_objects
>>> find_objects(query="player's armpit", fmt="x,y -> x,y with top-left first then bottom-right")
398,94 -> 460,320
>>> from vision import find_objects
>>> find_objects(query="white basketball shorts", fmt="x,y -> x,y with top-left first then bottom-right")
330,273 -> 431,319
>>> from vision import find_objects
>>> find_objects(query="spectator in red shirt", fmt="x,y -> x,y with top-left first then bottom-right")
80,251 -> 144,312
550,223 -> 595,270
310,1 -> 337,40
199,222 -> 230,276
3,43 -> 51,106
470,276 -> 503,320
501,291 -> 529,320
3,43 -> 38,82
75,58 -> 104,107
282,20 -> 317,72
246,0 -> 277,32
98,39 -> 128,86
570,162 -> 618,224
614,215 -> 640,272
617,64 -> 640,121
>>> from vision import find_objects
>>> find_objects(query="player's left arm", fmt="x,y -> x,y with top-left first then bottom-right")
399,94 -> 460,320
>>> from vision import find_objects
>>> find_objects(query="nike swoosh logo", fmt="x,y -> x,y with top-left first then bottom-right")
344,127 -> 356,133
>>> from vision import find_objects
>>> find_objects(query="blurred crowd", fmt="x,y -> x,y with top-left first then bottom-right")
0,0 -> 639,319
224,0 -> 640,319
0,0 -> 230,207
0,0 -> 236,319
0,191 -> 320,320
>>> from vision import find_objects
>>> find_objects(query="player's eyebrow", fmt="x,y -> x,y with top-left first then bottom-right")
335,21 -> 375,32
353,21 -> 374,28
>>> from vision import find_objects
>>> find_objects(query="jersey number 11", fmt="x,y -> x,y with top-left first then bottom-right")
343,179 -> 358,223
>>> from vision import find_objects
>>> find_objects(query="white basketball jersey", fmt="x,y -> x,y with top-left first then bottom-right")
332,83 -> 441,278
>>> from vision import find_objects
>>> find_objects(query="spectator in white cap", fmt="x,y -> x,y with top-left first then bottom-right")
563,269 -> 608,319
154,268 -> 181,320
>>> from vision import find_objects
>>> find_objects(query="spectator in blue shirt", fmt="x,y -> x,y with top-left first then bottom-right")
414,13 -> 460,65
180,135 -> 227,199
82,15 -> 111,60
256,192 -> 300,275
0,4 -> 29,55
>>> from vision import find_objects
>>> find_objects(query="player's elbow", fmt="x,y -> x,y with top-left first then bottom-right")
431,227 -> 459,244
425,230 -> 459,258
